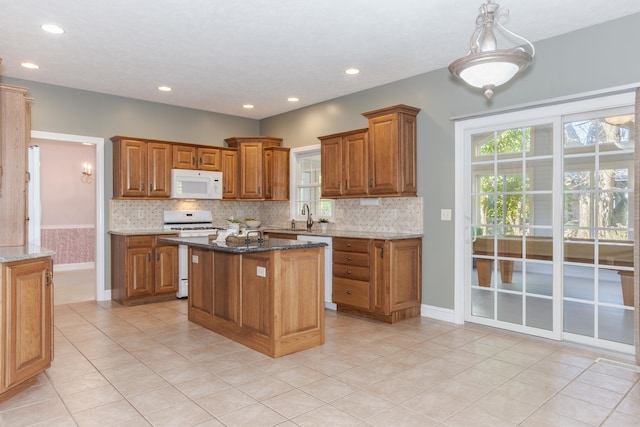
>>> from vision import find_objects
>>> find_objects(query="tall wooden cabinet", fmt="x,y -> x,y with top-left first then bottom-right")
319,105 -> 420,199
319,129 -> 368,198
0,84 -> 31,246
224,136 -> 289,200
111,137 -> 173,199
220,147 -> 239,199
0,256 -> 53,403
111,234 -> 179,305
332,237 -> 421,323
363,104 -> 420,196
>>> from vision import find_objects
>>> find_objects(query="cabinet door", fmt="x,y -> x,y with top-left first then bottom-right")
368,113 -> 399,195
119,139 -> 148,197
221,149 -> 238,199
147,142 -> 172,197
263,147 -> 290,200
173,145 -> 196,169
239,141 -> 264,199
320,136 -> 343,197
189,247 -> 214,317
213,252 -> 240,323
154,243 -> 178,294
242,253 -> 271,336
3,257 -> 52,390
343,131 -> 368,196
197,147 -> 221,171
126,246 -> 153,298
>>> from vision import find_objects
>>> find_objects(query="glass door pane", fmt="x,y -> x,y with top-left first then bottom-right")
562,113 -> 634,345
470,123 -> 555,333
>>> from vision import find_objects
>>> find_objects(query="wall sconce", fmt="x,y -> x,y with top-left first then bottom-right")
448,0 -> 535,99
81,162 -> 93,183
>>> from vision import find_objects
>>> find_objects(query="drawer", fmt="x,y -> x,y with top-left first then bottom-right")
126,235 -> 154,248
154,233 -> 178,246
333,278 -> 369,309
333,251 -> 369,267
333,264 -> 369,281
333,237 -> 370,253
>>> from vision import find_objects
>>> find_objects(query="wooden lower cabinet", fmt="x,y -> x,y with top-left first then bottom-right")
111,234 -> 179,305
0,256 -> 53,403
188,246 -> 324,357
333,237 -> 421,323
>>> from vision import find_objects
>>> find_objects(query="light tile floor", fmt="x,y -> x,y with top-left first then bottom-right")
1,299 -> 639,426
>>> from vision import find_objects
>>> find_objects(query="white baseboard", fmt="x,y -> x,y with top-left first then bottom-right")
97,289 -> 111,302
421,304 -> 458,324
54,262 -> 95,272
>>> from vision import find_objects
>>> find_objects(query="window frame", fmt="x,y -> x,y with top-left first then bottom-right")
289,144 -> 335,223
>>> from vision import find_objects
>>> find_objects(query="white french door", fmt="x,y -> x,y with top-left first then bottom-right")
457,92 -> 636,353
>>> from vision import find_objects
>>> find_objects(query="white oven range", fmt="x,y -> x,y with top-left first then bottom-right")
163,210 -> 220,298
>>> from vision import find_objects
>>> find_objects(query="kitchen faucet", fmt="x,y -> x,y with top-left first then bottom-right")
301,203 -> 313,231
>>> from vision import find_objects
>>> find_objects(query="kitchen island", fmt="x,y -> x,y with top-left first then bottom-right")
160,236 -> 326,357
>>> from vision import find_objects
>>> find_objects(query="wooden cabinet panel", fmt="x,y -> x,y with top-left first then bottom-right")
363,105 -> 420,197
173,144 -> 196,169
2,257 -> 52,392
225,137 -> 285,200
147,142 -> 172,197
242,254 -> 272,336
343,131 -> 368,196
112,137 -> 172,199
0,84 -> 30,247
213,252 -> 240,323
198,147 -> 221,171
333,277 -> 369,309
189,247 -> 214,317
319,129 -> 367,198
111,234 -> 178,305
221,148 -> 238,199
264,147 -> 290,200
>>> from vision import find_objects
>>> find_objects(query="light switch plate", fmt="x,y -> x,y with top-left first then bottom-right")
257,266 -> 266,277
441,209 -> 452,221
192,255 -> 199,263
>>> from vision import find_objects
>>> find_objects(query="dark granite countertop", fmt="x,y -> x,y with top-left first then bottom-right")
158,236 -> 327,254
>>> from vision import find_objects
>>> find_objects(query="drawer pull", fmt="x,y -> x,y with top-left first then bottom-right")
347,270 -> 352,274
347,257 -> 352,261
347,243 -> 352,247
346,290 -> 352,295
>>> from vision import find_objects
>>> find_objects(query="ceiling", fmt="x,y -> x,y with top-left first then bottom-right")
2,0 -> 640,120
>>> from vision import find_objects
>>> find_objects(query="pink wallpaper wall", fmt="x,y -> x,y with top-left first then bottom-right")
32,139 -> 96,265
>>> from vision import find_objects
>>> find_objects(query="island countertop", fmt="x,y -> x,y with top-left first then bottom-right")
158,236 -> 327,253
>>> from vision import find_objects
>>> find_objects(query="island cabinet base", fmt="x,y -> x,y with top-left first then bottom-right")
336,304 -> 421,324
188,246 -> 325,358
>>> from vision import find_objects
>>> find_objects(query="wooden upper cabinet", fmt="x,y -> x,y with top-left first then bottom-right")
224,137 -> 284,200
264,147 -> 290,200
172,144 -> 196,169
147,142 -> 172,197
197,147 -> 221,171
221,147 -> 238,199
319,129 -> 368,198
363,105 -> 420,196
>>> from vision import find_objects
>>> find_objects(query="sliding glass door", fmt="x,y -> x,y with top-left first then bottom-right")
460,93 -> 635,351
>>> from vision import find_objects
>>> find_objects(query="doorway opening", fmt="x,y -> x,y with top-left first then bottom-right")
30,131 -> 106,302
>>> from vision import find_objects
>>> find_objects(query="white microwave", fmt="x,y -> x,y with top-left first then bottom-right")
171,169 -> 223,199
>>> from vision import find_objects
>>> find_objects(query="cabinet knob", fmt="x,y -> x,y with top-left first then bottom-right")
347,257 -> 352,261
347,243 -> 351,247
347,270 -> 352,275
346,290 -> 352,295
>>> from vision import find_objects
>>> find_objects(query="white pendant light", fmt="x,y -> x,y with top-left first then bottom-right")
449,0 -> 535,99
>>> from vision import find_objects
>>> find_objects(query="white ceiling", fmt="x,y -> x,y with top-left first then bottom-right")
2,0 -> 640,119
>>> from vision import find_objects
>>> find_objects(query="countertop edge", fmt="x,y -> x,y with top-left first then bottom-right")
159,236 -> 327,253
110,228 -> 422,240
0,245 -> 56,263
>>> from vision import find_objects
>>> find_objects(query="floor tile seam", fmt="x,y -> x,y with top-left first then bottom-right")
602,375 -> 640,419
69,397 -> 144,425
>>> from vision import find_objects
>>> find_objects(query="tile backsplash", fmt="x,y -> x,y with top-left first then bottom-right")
110,197 -> 422,234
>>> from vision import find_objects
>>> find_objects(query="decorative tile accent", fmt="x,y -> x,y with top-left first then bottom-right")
41,226 -> 95,264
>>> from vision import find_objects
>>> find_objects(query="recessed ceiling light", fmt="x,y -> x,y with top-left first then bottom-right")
21,62 -> 40,69
243,104 -> 254,109
287,97 -> 299,102
344,68 -> 360,75
41,24 -> 64,34
158,86 -> 172,92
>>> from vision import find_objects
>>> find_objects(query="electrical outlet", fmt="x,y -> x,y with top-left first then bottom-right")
192,255 -> 199,263
441,209 -> 452,221
256,266 -> 266,277
137,209 -> 144,219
